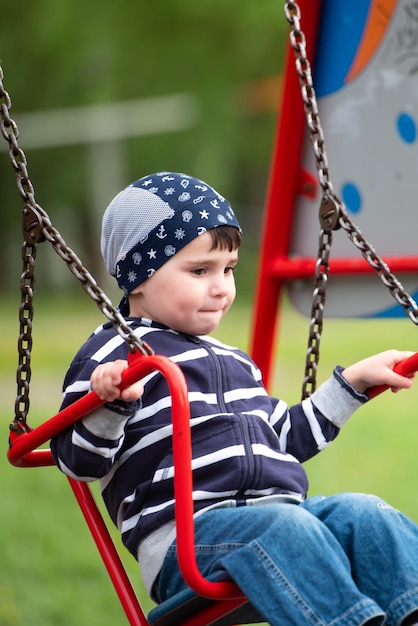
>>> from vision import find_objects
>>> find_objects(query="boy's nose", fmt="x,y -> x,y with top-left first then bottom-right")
210,274 -> 230,297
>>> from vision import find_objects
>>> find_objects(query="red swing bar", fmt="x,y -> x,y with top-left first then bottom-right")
8,351 -> 247,626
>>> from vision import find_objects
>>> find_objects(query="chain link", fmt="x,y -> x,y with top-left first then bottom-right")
338,213 -> 418,324
284,1 -> 335,398
284,1 -> 333,196
13,242 -> 36,424
302,231 -> 332,397
0,65 -> 153,427
284,1 -> 418,399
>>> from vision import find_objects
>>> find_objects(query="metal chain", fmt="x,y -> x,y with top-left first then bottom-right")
284,2 -> 333,196
14,242 -> 37,427
284,1 -> 418,399
0,65 -> 153,427
284,1 -> 335,398
338,214 -> 418,324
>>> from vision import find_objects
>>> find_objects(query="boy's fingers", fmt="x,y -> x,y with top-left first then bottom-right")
120,382 -> 143,401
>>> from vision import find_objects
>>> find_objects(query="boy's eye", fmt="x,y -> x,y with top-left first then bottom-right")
191,264 -> 237,276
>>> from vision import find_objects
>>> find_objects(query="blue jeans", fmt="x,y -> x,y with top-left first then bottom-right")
157,493 -> 418,625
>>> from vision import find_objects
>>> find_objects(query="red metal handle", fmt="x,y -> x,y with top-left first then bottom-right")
7,352 -> 184,467
7,350 -> 244,601
368,351 -> 418,399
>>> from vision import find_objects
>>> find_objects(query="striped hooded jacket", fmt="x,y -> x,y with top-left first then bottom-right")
51,318 -> 367,562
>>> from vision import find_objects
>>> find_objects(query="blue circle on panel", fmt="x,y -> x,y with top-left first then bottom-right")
342,182 -> 362,214
397,113 -> 417,144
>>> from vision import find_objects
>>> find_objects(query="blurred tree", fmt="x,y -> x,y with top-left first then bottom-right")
0,0 -> 288,291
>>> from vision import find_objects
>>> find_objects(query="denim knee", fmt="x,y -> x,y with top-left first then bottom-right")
303,492 -> 398,526
301,492 -> 412,583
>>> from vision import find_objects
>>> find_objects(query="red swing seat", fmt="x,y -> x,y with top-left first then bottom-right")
8,352 -> 263,626
9,347 -> 418,625
147,574 -> 262,626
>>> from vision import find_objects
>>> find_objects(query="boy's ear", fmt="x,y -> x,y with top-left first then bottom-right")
129,285 -> 142,295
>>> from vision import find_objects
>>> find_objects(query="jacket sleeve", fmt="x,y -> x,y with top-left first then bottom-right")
270,366 -> 369,463
50,356 -> 140,481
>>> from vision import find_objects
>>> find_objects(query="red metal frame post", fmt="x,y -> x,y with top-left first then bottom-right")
69,478 -> 148,626
250,0 -> 322,390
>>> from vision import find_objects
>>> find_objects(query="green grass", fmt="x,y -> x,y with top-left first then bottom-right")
2,291 -> 418,624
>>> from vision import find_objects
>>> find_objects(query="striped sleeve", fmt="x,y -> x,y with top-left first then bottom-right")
269,366 -> 368,463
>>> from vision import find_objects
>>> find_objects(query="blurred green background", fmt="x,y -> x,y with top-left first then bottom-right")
0,0 -> 286,296
2,2 -> 418,625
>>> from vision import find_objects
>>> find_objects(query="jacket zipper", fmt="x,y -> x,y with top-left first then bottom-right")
196,337 -> 256,495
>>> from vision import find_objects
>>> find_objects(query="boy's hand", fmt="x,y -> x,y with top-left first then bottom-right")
91,360 -> 144,403
342,350 -> 416,394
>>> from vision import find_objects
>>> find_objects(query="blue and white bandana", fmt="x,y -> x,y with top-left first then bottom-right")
101,172 -> 241,297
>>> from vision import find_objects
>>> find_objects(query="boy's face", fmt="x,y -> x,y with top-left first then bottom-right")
129,230 -> 238,335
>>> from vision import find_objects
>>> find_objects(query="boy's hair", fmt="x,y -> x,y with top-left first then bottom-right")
209,225 -> 241,251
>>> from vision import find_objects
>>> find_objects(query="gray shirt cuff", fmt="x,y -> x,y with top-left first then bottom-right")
82,405 -> 131,439
311,366 -> 369,428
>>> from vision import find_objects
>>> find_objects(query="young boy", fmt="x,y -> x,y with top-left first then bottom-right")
51,172 -> 418,625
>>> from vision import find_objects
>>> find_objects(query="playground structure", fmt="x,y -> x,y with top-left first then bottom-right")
4,1 -> 418,624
